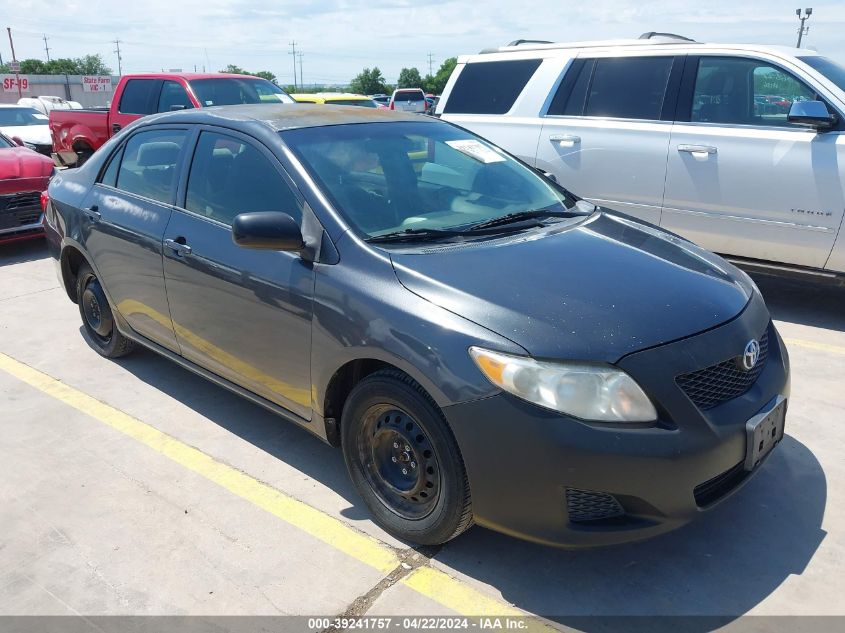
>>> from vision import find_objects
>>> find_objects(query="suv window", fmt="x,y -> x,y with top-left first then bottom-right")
118,79 -> 156,115
443,59 -> 542,115
158,80 -> 194,112
691,56 -> 818,126
579,57 -> 674,120
393,90 -> 424,102
185,131 -> 301,226
115,129 -> 187,203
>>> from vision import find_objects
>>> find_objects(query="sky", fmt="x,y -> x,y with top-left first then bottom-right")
2,0 -> 845,85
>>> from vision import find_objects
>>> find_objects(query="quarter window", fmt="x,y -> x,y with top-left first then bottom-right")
582,57 -> 674,120
158,80 -> 194,112
691,57 -> 818,126
443,60 -> 542,115
185,131 -> 301,226
115,129 -> 188,203
118,79 -> 156,115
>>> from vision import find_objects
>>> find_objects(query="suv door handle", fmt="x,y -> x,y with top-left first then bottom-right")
112,123 -> 122,135
678,144 -> 717,155
164,238 -> 192,256
549,134 -> 581,146
83,206 -> 101,222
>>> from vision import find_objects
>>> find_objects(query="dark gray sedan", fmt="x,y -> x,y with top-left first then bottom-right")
44,105 -> 789,547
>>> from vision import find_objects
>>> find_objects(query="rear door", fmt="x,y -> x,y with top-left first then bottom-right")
661,55 -> 845,267
162,128 -> 314,419
111,78 -> 161,136
82,126 -> 188,351
536,54 -> 683,225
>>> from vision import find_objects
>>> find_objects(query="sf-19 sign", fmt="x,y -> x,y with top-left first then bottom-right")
2,75 -> 30,93
82,76 -> 113,92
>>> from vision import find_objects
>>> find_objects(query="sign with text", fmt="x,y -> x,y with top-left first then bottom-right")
9,60 -> 20,72
2,75 -> 30,93
82,76 -> 113,93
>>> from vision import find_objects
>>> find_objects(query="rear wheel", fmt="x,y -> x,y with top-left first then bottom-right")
341,370 -> 473,545
75,144 -> 93,167
76,263 -> 135,358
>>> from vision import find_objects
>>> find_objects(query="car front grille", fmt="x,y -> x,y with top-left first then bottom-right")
693,460 -> 748,507
676,328 -> 770,410
565,488 -> 625,523
0,191 -> 42,232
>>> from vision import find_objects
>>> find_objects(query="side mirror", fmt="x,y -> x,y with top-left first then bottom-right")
232,212 -> 304,251
11,136 -> 24,147
787,100 -> 836,130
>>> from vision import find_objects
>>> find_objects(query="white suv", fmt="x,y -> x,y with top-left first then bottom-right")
437,34 -> 845,282
390,88 -> 427,113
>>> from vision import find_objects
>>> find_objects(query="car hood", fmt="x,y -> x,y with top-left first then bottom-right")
389,212 -> 754,362
0,124 -> 51,145
0,146 -> 54,181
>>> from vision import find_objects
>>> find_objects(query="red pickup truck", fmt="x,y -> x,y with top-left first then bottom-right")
50,72 -> 293,166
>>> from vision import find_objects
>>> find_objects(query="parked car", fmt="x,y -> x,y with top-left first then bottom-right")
0,132 -> 54,245
389,88 -> 427,113
0,105 -> 52,157
369,94 -> 390,106
19,95 -> 83,115
49,73 -> 294,167
291,93 -> 378,107
437,35 -> 845,284
45,104 -> 789,547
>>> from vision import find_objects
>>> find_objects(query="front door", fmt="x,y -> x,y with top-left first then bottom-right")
162,129 -> 314,419
661,55 -> 845,267
83,126 -> 188,352
536,55 -> 681,225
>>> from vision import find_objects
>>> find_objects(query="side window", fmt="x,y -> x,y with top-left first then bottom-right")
99,144 -> 124,187
185,131 -> 301,226
158,81 -> 194,112
443,59 -> 542,115
115,129 -> 188,203
691,57 -> 818,126
118,79 -> 156,115
582,57 -> 674,120
547,59 -> 595,116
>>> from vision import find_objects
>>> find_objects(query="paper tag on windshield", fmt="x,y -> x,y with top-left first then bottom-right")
445,139 -> 506,164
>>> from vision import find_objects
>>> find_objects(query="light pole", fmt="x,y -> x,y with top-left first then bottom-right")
796,7 -> 813,48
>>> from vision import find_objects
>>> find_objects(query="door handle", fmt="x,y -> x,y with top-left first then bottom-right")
83,206 -> 101,222
112,123 -> 122,135
164,238 -> 192,256
549,134 -> 581,146
678,144 -> 717,155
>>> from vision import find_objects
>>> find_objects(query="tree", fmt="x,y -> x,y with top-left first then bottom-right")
397,67 -> 423,89
426,57 -> 457,95
254,70 -> 277,83
220,65 -> 278,84
349,67 -> 388,95
75,54 -> 111,75
12,56 -> 111,75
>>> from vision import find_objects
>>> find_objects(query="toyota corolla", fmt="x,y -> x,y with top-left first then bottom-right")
44,105 -> 790,547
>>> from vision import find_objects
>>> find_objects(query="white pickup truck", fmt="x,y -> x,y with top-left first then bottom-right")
436,34 -> 845,284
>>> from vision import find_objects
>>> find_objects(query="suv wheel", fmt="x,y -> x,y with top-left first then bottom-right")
76,263 -> 136,358
341,370 -> 473,545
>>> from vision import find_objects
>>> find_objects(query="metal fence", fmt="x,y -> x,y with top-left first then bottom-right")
1,75 -> 119,107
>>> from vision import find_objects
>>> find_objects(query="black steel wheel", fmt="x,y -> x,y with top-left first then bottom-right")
76,263 -> 136,358
341,370 -> 473,545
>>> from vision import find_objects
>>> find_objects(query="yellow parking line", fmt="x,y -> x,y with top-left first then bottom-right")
784,338 -> 845,356
0,351 -> 547,622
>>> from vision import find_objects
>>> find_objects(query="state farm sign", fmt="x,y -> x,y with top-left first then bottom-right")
2,75 -> 30,93
82,76 -> 112,93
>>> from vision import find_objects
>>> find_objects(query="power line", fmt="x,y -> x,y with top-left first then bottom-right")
112,39 -> 123,76
42,34 -> 51,62
289,41 -> 298,90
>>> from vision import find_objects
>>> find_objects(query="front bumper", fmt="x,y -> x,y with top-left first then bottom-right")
443,292 -> 790,547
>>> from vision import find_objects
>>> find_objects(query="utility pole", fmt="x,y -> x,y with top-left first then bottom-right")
297,52 -> 304,88
796,7 -> 813,48
42,34 -> 51,62
113,39 -> 123,76
427,52 -> 434,77
7,28 -> 21,99
289,41 -> 298,90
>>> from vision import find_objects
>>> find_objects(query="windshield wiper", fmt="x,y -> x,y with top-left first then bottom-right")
366,228 -> 470,244
465,208 -> 578,231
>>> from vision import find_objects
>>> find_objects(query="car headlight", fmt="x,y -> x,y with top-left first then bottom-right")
469,347 -> 657,422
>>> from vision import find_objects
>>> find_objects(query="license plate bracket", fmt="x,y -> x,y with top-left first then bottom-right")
744,396 -> 786,471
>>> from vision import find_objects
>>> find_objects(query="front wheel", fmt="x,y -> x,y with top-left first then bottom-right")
76,263 -> 136,358
341,370 -> 473,545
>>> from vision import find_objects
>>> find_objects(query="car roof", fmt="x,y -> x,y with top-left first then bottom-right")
291,93 -> 372,102
141,103 -> 430,131
119,72 -> 268,80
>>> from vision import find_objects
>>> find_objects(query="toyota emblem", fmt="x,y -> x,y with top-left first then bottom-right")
740,339 -> 761,371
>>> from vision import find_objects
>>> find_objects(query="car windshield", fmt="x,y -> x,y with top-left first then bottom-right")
189,78 -> 294,106
0,133 -> 13,148
799,56 -> 845,93
0,107 -> 48,126
325,99 -> 377,108
282,120 -> 576,239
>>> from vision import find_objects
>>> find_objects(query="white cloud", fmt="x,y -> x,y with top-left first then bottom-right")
3,0 -> 844,85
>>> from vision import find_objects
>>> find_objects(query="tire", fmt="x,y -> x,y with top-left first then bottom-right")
341,370 -> 473,545
76,262 -> 136,359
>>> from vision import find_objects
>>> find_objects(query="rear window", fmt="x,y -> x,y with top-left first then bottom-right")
443,59 -> 542,115
393,91 -> 425,102
326,99 -> 377,107
119,79 -> 156,115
